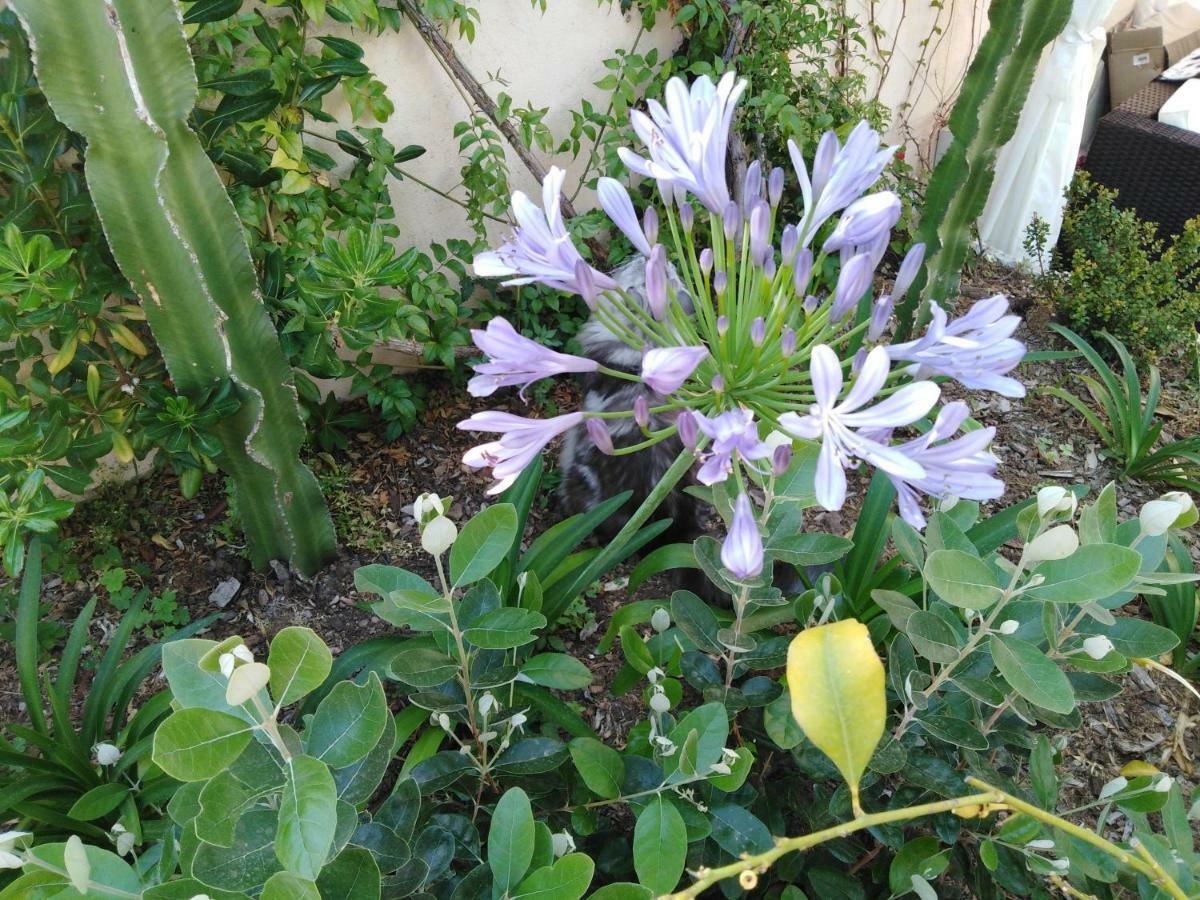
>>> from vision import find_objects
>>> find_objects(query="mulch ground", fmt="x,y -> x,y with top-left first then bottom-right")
1,260 -> 1198,845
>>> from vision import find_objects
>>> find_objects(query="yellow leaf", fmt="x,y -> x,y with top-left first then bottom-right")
1120,760 -> 1160,778
277,170 -> 312,195
110,430 -> 134,464
48,334 -> 78,375
787,619 -> 884,816
109,322 -> 148,357
270,146 -> 299,171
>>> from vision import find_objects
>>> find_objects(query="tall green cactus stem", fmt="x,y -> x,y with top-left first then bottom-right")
893,0 -> 1070,339
11,0 -> 335,574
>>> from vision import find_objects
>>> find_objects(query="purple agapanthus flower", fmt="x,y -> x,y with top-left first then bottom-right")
790,121 -> 895,245
887,295 -> 1026,397
460,411 -> 585,494
873,401 -> 1004,529
468,317 -> 599,399
692,408 -> 772,485
830,252 -> 875,322
618,72 -> 748,214
641,346 -> 709,395
598,177 -> 653,257
822,191 -> 902,255
778,345 -> 939,511
473,167 -> 615,295
722,493 -> 763,579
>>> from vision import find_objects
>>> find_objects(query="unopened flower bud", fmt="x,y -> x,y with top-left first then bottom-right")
587,418 -> 614,455
1082,635 -> 1114,660
998,620 -> 1019,635
94,743 -> 122,767
768,166 -> 785,208
421,516 -> 458,556
793,248 -> 813,296
744,161 -> 762,207
867,294 -> 894,343
1050,859 -> 1070,872
716,315 -> 729,336
643,207 -> 659,247
646,245 -> 668,319
1140,497 -> 1189,536
712,375 -> 725,393
478,693 -> 497,717
723,201 -> 740,241
646,667 -> 663,684
749,202 -> 770,266
1154,775 -> 1174,792
509,712 -> 527,730
772,443 -> 792,477
699,247 -> 713,276
651,608 -> 671,632
1025,525 -> 1078,562
413,492 -> 447,522
226,661 -> 270,707
1160,491 -> 1197,527
803,294 -> 818,315
677,411 -> 698,449
1036,486 -> 1075,519
750,317 -> 766,347
763,257 -> 777,281
649,690 -> 671,714
678,201 -> 694,234
780,224 -> 799,265
713,271 -> 728,297
551,832 -> 576,858
781,328 -> 796,356
634,395 -> 650,429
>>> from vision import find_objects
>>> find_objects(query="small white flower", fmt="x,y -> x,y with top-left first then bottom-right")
114,829 -> 135,857
653,736 -> 677,756
721,747 -> 741,764
1082,635 -> 1114,661
551,832 -> 576,858
0,831 -> 30,870
413,492 -> 448,522
709,762 -> 732,775
478,693 -> 497,717
649,690 -> 671,714
1099,776 -> 1128,799
646,667 -> 664,685
219,644 -> 254,679
421,516 -> 458,556
1050,858 -> 1069,872
963,609 -> 976,620
1025,525 -> 1078,562
218,652 -> 236,678
651,608 -> 671,633
1154,775 -> 1174,793
509,712 -> 528,731
1025,839 -> 1055,850
437,713 -> 452,732
1140,498 -> 1188,536
1037,486 -> 1076,519
998,620 -> 1019,635
94,742 -> 122,767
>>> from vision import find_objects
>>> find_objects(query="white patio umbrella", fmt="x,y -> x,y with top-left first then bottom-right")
977,0 -> 1119,267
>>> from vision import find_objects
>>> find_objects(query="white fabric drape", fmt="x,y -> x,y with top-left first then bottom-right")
977,0 -> 1119,267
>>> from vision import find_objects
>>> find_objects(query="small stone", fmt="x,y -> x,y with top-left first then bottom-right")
209,577 -> 241,609
269,560 -> 290,582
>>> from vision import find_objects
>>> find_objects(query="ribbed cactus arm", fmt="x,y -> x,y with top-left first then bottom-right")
11,0 -> 336,574
895,0 -> 1070,338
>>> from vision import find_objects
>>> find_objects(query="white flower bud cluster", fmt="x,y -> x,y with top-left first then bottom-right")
217,644 -> 271,707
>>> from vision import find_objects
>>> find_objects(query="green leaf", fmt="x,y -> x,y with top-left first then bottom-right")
924,549 -> 1003,609
670,590 -> 723,655
450,504 -> 518,587
633,795 -> 686,895
786,620 -> 884,812
463,607 -> 546,649
262,872 -> 321,900
67,783 -> 130,821
889,836 -> 950,895
666,703 -> 728,777
770,532 -> 854,566
390,646 -> 458,687
569,737 -> 624,799
489,787 -> 535,895
1079,618 -> 1179,658
518,653 -> 592,690
906,610 -> 961,664
709,804 -> 773,857
587,886 -> 652,900
317,847 -> 380,900
990,634 -> 1075,713
1026,544 -> 1141,604
305,672 -> 388,768
192,807 -> 282,891
276,755 -> 337,880
511,853 -> 595,900
268,627 -> 333,708
153,708 -> 253,781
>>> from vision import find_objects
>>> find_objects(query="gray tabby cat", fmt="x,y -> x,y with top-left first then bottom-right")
558,256 -> 704,550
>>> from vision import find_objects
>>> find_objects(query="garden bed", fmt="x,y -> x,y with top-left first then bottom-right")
4,265 -> 1197,827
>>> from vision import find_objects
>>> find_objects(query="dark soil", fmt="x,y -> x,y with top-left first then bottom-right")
1,261 -> 1198,843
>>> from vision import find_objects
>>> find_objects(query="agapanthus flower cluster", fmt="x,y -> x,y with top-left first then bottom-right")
461,70 -> 1022,584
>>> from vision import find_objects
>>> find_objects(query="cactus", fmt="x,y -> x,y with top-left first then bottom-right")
11,0 -> 335,574
893,0 -> 1070,338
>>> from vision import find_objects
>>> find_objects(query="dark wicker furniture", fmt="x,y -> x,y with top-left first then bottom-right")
1085,80 -> 1200,237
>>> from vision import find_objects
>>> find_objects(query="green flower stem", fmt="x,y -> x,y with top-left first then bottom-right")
664,791 -> 1005,899
610,428 -> 679,456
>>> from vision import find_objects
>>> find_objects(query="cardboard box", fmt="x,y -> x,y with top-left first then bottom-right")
1108,27 -> 1165,108
1166,28 -> 1200,66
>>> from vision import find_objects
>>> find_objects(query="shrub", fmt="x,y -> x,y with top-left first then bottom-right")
1041,173 -> 1200,359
